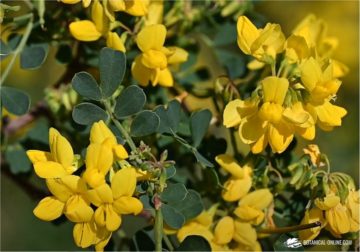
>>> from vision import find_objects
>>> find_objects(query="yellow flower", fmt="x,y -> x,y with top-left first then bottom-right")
90,120 -> 128,160
60,0 -> 91,8
131,24 -> 188,87
237,16 -> 285,61
303,144 -> 323,167
215,154 -> 252,202
68,0 -> 126,52
234,189 -> 273,225
238,77 -> 293,153
27,128 -> 77,178
298,208 -> 326,240
87,168 -> 143,231
33,175 -> 93,223
285,34 -> 310,63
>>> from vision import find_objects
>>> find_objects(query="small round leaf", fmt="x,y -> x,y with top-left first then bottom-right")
1,86 -> 30,115
72,71 -> 101,101
130,110 -> 160,137
20,44 -> 48,69
161,203 -> 185,229
114,85 -> 146,118
72,102 -> 108,125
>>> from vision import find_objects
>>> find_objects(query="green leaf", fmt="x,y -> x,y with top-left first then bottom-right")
176,235 -> 211,251
99,47 -> 126,98
274,235 -> 304,251
0,40 -> 11,60
161,183 -> 188,203
27,118 -> 49,144
154,100 -> 181,134
130,110 -> 160,137
72,102 -> 108,125
166,165 -> 176,179
20,44 -> 48,69
114,85 -> 146,119
0,86 -> 30,115
5,145 -> 31,174
170,189 -> 204,220
161,203 -> 185,229
193,149 -> 214,168
72,71 -> 102,101
190,109 -> 212,147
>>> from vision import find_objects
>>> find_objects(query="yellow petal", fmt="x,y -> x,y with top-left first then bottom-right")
136,24 -> 166,52
141,50 -> 167,69
106,32 -> 126,52
346,190 -> 360,226
167,47 -> 188,64
61,0 -> 81,4
94,229 -> 112,252
87,184 -> 114,206
262,77 -> 289,105
108,0 -> 125,11
285,34 -> 310,62
234,205 -> 264,225
251,133 -> 268,154
300,57 -> 322,92
223,99 -> 242,128
239,189 -> 273,210
34,161 -> 68,178
131,55 -> 152,86
94,206 -> 106,227
91,0 -> 109,34
233,221 -> 257,248
177,222 -> 214,243
83,169 -> 106,189
326,203 -> 350,234
332,60 -> 349,78
268,123 -> 294,153
113,196 -> 143,215
113,145 -> 129,160
125,0 -> 149,16
69,20 -> 102,41
33,196 -> 65,221
82,0 -> 91,8
297,125 -> 315,141
315,102 -> 347,127
195,204 -> 218,227
247,59 -> 265,70
73,222 -> 97,248
214,216 -> 234,245
111,168 -> 136,198
215,154 -> 244,178
237,16 -> 259,55
49,128 -> 74,170
144,0 -> 163,25
283,102 -> 311,125
90,120 -> 116,145
239,115 -> 266,145
315,194 -> 340,210
86,143 -> 113,175
65,195 -> 94,222
105,205 -> 122,231
157,67 -> 173,87
222,177 -> 252,202
26,150 -> 52,163
61,175 -> 88,193
46,178 -> 73,202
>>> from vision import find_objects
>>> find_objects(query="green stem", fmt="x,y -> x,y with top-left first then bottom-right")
163,234 -> 174,251
258,221 -> 321,234
1,14 -> 33,86
103,101 -> 137,152
155,208 -> 163,252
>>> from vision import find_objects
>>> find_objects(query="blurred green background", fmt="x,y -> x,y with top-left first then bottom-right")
1,1 -> 358,250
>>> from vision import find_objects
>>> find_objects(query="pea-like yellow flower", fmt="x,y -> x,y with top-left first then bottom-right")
233,221 -> 260,251
27,128 -> 77,178
298,208 -> 326,241
237,15 -> 285,62
300,57 -> 347,130
346,190 -> 360,232
213,216 -> 235,245
34,175 -> 93,223
131,24 -> 188,87
90,120 -> 128,160
234,189 -> 273,225
215,154 -> 252,202
87,168 -> 143,232
69,0 -> 126,52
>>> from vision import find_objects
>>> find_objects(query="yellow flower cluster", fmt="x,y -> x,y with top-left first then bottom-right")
223,15 -> 347,154
66,0 -> 149,52
27,121 -> 143,251
168,154 -> 273,251
299,190 -> 359,240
